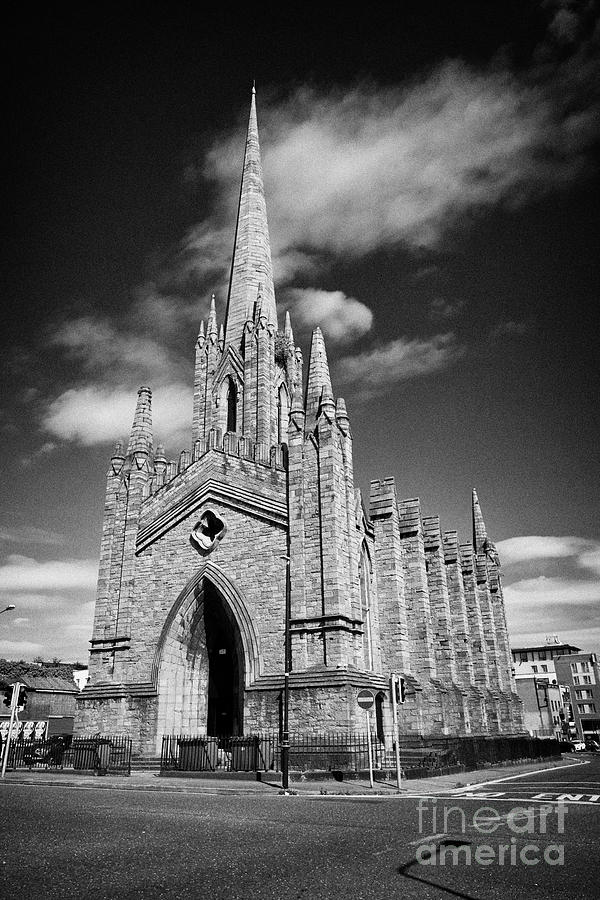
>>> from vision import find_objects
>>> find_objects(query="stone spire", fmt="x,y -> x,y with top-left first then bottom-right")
284,310 -> 294,346
304,327 -> 333,430
207,294 -> 218,338
472,488 -> 488,555
126,386 -> 153,457
224,86 -> 277,349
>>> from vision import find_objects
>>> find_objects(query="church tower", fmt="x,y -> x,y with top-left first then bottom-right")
78,88 -> 521,755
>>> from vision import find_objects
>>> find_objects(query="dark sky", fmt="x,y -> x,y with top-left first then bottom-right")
1,2 -> 599,661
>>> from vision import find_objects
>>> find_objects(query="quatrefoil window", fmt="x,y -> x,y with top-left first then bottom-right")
190,509 -> 227,555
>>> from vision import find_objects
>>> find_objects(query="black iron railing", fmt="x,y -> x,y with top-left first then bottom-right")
160,731 -> 560,775
4,734 -> 132,775
161,732 -> 385,773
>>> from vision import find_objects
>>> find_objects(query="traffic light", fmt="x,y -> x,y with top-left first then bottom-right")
393,675 -> 406,704
17,686 -> 27,710
2,685 -> 12,708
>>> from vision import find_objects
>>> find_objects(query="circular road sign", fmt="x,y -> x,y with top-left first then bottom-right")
357,689 -> 374,710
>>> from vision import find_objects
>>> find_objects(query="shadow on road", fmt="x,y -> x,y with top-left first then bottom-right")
398,840 -> 479,900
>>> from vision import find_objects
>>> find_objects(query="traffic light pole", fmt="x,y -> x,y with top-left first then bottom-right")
391,673 -> 402,793
1,682 -> 20,778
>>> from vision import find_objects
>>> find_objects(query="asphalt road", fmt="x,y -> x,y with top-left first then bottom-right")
1,757 -> 599,899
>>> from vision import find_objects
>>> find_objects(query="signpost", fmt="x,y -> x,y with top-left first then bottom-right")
1,682 -> 21,778
357,689 -> 374,789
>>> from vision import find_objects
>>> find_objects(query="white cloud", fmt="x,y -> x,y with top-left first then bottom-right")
336,333 -> 462,399
284,288 -> 373,344
496,535 -> 594,565
201,44 -> 599,276
20,442 -> 58,468
0,556 -> 98,592
500,535 -> 600,652
41,381 -> 193,449
504,576 -> 600,607
51,317 -> 179,383
0,526 -> 65,546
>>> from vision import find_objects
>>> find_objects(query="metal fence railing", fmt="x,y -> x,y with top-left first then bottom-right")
161,732 -> 386,774
394,733 -> 560,770
3,734 -> 132,775
160,731 -> 560,775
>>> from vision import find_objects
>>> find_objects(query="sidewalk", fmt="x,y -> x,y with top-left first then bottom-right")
0,756 -> 572,797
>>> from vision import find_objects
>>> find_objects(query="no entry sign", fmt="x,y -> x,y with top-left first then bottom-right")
357,689 -> 374,710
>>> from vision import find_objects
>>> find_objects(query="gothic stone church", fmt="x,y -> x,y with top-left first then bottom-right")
77,90 -> 523,755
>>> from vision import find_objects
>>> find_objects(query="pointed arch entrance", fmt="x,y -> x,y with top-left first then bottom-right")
154,564 -> 260,739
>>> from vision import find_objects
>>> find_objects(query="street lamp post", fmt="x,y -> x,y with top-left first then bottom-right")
0,605 -> 16,614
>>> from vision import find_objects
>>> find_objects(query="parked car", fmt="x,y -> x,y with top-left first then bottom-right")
584,739 -> 599,752
572,740 -> 586,751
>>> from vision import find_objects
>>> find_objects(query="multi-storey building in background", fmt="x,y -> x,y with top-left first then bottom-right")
77,89 -> 523,757
555,652 -> 600,742
511,639 -> 600,741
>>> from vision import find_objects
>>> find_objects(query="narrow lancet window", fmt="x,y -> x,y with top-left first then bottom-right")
277,383 -> 290,445
226,377 -> 237,433
359,544 -> 374,670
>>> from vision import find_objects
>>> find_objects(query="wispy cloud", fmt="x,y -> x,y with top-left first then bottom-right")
497,535 -> 597,565
499,535 -> 600,652
429,296 -> 467,322
30,2 -> 600,454
0,555 -> 97,661
50,317 -> 185,384
0,526 -> 65,547
490,320 -> 531,340
199,15 -> 599,278
0,555 -> 98,592
335,333 -> 463,400
283,288 -> 373,345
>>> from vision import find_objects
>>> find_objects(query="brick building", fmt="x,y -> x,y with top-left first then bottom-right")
77,89 -> 523,756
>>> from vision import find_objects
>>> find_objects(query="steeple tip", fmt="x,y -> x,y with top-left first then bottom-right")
126,385 -> 153,457
305,327 -> 333,428
472,487 -> 488,554
224,82 -> 277,348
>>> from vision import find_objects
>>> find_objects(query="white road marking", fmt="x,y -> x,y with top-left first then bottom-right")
450,758 -> 591,794
408,832 -> 447,846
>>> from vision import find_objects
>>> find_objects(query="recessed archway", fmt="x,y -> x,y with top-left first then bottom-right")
154,563 -> 260,741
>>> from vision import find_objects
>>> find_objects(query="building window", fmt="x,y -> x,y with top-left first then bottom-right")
277,383 -> 290,445
541,665 -> 548,672
578,703 -> 597,714
359,545 -> 374,671
583,675 -> 592,684
532,665 -> 538,673
573,676 -> 580,685
538,651 -> 546,660
571,663 -> 578,672
520,653 -> 529,663
581,662 -> 590,672
576,689 -> 593,699
226,377 -> 237,433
